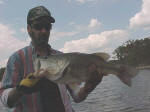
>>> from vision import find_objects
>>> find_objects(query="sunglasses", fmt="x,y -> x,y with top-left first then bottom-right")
31,23 -> 52,31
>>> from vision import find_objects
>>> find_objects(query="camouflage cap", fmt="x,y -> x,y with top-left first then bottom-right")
27,6 -> 55,24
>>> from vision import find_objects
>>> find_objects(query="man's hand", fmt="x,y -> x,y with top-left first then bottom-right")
16,73 -> 40,94
8,72 -> 46,108
84,71 -> 103,92
76,71 -> 103,102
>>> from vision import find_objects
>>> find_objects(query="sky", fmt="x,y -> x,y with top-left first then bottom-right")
0,0 -> 150,67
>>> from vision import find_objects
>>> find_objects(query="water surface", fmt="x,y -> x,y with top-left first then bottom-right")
72,69 -> 150,112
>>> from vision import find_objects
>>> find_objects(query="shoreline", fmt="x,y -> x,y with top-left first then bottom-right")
136,65 -> 150,70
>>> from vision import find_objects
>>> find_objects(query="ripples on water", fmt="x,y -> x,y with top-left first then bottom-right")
72,70 -> 150,112
1,70 -> 150,112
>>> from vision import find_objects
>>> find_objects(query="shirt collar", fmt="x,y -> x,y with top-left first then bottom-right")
29,42 -> 52,58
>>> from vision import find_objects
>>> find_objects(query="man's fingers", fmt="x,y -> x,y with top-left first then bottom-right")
20,78 -> 40,87
33,69 -> 49,78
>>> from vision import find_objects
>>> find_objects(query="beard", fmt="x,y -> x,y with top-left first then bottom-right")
30,32 -> 49,46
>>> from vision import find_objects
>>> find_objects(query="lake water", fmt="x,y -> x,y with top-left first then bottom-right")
1,70 -> 150,112
72,69 -> 150,112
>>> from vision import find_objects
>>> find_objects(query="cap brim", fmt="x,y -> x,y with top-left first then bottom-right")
49,17 -> 55,23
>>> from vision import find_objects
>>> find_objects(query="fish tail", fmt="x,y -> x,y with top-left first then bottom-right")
114,64 -> 139,86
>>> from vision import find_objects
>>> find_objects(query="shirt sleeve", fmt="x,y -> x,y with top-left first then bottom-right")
0,88 -> 13,107
0,53 -> 23,107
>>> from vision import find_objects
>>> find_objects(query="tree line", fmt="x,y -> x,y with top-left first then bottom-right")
112,38 -> 150,67
0,67 -> 5,81
0,37 -> 150,81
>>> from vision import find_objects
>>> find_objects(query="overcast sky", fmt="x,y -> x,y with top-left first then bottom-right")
0,0 -> 150,67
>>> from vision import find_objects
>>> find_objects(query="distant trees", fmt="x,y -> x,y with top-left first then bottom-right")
0,67 -> 5,81
113,38 -> 150,66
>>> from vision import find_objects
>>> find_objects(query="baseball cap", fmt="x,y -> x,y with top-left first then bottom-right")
27,6 -> 55,24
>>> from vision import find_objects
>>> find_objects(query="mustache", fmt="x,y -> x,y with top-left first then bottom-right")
39,33 -> 48,37
38,34 -> 49,43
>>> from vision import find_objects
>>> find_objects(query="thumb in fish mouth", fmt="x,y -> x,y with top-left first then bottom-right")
33,69 -> 49,78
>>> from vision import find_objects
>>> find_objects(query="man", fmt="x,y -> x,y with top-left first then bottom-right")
0,6 -> 102,112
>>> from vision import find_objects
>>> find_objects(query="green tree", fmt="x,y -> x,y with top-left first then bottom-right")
0,67 -> 5,81
113,38 -> 150,66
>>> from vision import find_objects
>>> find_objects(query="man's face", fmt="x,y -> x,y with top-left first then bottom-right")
28,17 -> 52,46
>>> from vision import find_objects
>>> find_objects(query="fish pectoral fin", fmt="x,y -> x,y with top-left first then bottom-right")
92,52 -> 110,61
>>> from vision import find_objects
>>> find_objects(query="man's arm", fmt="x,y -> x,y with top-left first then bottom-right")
0,54 -> 22,108
0,54 -> 40,108
67,71 -> 104,103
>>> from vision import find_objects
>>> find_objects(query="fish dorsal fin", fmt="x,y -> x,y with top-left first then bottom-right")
92,52 -> 110,61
